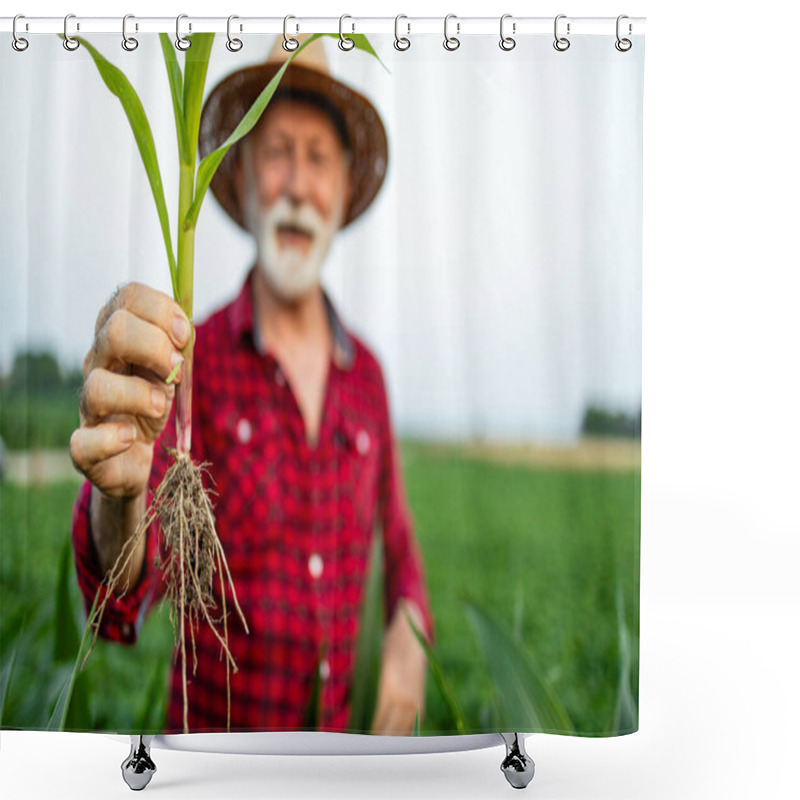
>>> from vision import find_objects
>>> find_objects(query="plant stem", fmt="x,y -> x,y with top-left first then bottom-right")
176,162 -> 196,455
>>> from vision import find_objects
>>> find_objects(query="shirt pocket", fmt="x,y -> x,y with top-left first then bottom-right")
204,398 -> 286,565
333,412 -> 381,535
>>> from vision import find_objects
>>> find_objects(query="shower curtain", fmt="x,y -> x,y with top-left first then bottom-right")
0,22 -> 644,740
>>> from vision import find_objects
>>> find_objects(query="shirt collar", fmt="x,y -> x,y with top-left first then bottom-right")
228,264 -> 355,371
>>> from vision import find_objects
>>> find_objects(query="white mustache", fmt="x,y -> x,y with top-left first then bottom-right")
266,198 -> 326,242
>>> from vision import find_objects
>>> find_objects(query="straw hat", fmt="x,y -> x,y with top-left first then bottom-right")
199,33 -> 388,231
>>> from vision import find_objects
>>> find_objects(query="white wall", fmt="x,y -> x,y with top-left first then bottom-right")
1,29 -> 642,442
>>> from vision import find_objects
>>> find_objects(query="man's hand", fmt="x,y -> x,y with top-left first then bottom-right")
70,281 -> 190,501
371,599 -> 428,735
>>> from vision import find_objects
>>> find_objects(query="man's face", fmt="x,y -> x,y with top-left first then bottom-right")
236,99 -> 352,303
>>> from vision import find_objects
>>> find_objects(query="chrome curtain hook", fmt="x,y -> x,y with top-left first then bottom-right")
12,14 -> 29,51
444,13 -> 460,51
553,14 -> 571,52
615,14 -> 632,51
121,14 -> 139,51
175,14 -> 191,50
499,13 -> 516,51
63,13 -> 80,51
283,15 -> 299,51
226,14 -> 243,52
394,14 -> 411,51
339,14 -> 355,51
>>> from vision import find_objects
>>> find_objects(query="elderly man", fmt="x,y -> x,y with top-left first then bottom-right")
69,34 -> 434,735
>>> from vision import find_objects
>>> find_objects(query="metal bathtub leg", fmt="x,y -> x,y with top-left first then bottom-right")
500,732 -> 535,789
121,735 -> 157,791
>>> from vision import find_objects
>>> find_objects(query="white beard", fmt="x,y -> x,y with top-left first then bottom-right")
243,167 -> 345,303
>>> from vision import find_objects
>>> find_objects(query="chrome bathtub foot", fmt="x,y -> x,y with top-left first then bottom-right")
121,735 -> 156,791
500,732 -> 535,789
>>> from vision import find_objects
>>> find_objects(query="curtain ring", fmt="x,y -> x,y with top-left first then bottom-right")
121,14 -> 138,51
553,14 -> 570,52
175,14 -> 191,50
339,15 -> 355,51
63,14 -> 80,51
499,13 -> 516,51
226,15 -> 243,52
443,14 -> 460,51
615,15 -> 632,51
12,15 -> 29,52
283,15 -> 299,51
394,15 -> 411,51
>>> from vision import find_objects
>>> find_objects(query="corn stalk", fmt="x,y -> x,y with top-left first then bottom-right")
66,29 -> 385,734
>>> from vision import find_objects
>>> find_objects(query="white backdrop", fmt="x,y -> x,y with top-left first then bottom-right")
2,2 -> 799,800
0,29 -> 642,442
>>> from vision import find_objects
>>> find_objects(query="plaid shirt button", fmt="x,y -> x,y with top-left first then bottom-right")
319,658 -> 331,681
355,429 -> 370,455
308,553 -> 324,579
236,418 -> 252,444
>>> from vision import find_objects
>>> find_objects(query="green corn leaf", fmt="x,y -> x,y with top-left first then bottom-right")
62,667 -> 93,731
302,643 -> 326,731
349,530 -> 384,732
159,33 -> 190,165
512,582 -> 524,645
183,33 -> 215,165
165,355 -> 183,385
47,590 -> 100,732
53,538 -> 81,662
613,584 -> 638,734
403,606 -> 465,733
326,33 -> 390,74
0,643 -> 19,726
69,35 -> 178,299
464,598 -> 574,734
135,657 -> 170,733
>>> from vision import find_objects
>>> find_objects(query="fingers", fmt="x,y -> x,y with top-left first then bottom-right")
370,688 -> 420,735
89,307 -> 186,383
79,368 -> 170,426
70,421 -> 137,476
371,703 -> 418,735
370,697 -> 390,735
95,281 -> 190,348
85,281 -> 191,379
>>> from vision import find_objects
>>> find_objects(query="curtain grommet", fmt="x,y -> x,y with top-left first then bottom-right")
553,14 -> 570,52
615,15 -> 633,51
226,15 -> 243,52
444,14 -> 460,51
499,14 -> 516,51
394,15 -> 411,51
121,14 -> 138,51
175,13 -> 191,51
12,14 -> 29,51
63,13 -> 80,51
283,15 -> 299,51
339,14 -> 355,51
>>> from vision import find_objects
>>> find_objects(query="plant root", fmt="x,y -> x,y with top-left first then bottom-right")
83,446 -> 248,733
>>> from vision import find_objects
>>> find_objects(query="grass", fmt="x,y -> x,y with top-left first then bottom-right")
0,391 -> 80,450
402,443 -> 640,734
0,478 -> 173,731
0,442 -> 639,735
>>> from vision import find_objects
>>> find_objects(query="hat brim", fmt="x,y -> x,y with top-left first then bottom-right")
199,61 -> 388,231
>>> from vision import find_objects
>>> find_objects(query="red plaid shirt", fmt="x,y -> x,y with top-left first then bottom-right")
71,265 -> 434,733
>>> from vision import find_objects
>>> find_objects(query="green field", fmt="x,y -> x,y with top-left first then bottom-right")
0,444 -> 639,736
